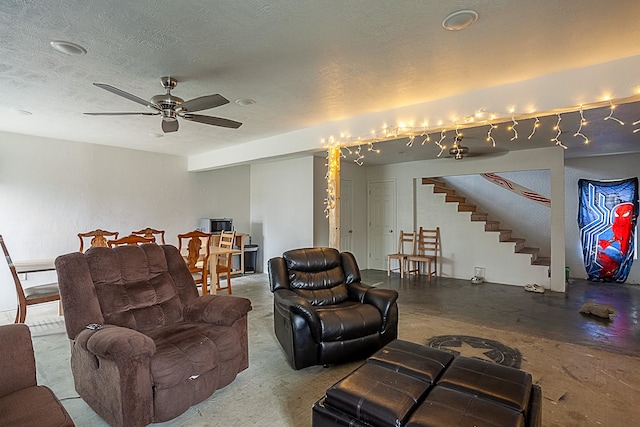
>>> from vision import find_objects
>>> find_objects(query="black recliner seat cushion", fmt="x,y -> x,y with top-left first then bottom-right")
316,301 -> 382,341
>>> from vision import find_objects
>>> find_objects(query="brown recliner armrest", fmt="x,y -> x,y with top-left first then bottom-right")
78,325 -> 156,361
182,295 -> 252,326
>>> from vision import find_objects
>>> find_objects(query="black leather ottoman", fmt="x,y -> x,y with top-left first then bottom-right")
313,340 -> 542,427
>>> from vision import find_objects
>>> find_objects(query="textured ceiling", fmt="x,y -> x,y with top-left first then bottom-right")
1,1 -> 640,159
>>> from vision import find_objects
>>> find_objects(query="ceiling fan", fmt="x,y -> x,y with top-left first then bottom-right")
448,135 -> 469,159
84,76 -> 242,133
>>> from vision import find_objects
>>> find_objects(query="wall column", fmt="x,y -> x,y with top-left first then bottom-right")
327,146 -> 341,249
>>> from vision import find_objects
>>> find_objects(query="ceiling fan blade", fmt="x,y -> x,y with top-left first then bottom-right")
162,119 -> 179,133
183,114 -> 242,129
93,83 -> 161,111
84,112 -> 160,116
179,94 -> 229,112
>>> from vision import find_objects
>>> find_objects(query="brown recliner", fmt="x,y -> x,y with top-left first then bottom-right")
0,324 -> 75,426
55,244 -> 252,427
268,247 -> 399,370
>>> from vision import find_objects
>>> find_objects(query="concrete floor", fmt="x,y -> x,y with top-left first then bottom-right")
363,270 -> 640,357
2,271 -> 639,426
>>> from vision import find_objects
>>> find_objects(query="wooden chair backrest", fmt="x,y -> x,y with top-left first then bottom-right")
131,227 -> 166,244
107,234 -> 155,247
417,227 -> 440,255
177,230 -> 212,272
397,230 -> 417,255
78,229 -> 119,252
0,235 -> 26,300
217,230 -> 236,267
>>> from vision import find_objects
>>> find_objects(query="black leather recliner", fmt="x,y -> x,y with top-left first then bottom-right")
268,247 -> 399,370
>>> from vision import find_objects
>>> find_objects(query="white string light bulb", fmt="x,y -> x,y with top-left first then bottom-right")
354,145 -> 364,166
435,129 -> 446,157
528,117 -> 540,139
486,123 -> 497,147
551,113 -> 567,149
633,119 -> 640,133
406,135 -> 415,147
604,101 -> 624,125
421,133 -> 431,145
509,114 -> 519,140
573,105 -> 589,144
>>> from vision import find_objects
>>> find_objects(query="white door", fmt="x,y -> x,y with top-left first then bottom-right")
368,180 -> 396,269
340,179 -> 354,253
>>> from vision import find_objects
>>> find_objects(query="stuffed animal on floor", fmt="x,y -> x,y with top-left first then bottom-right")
579,301 -> 617,320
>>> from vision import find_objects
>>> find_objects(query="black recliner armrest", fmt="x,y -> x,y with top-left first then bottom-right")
274,289 -> 322,341
349,282 -> 398,330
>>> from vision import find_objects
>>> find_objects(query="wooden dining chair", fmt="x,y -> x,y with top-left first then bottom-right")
177,230 -> 213,294
215,230 -> 236,294
387,230 -> 417,278
107,234 -> 155,247
0,235 -> 61,323
78,229 -> 119,252
406,227 -> 440,282
131,227 -> 166,244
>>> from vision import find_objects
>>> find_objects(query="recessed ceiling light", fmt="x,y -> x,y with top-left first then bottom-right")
235,99 -> 256,106
442,9 -> 478,31
50,40 -> 87,55
10,108 -> 32,115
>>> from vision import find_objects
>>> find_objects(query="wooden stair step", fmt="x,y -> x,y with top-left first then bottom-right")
484,221 -> 500,231
517,247 -> 540,262
433,187 -> 456,196
532,256 -> 551,266
422,178 -> 446,187
446,195 -> 466,203
470,212 -> 488,221
457,204 -> 476,212
498,230 -> 513,241
504,238 -> 526,252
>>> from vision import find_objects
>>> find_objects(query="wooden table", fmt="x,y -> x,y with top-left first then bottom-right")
14,259 -> 55,274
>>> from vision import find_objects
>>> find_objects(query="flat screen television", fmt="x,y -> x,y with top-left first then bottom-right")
199,218 -> 233,234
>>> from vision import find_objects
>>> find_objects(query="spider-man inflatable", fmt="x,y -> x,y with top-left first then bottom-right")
579,178 -> 638,283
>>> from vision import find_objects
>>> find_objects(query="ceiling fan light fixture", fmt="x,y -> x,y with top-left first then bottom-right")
442,9 -> 478,31
235,98 -> 256,106
50,40 -> 87,55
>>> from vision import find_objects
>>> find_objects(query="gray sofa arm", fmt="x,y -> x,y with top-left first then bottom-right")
182,295 -> 252,326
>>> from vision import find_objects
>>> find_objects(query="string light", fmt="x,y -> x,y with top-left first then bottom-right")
486,123 -> 497,147
509,112 -> 519,140
527,117 -> 540,139
633,119 -> 640,133
435,129 -> 446,157
421,133 -> 431,145
368,141 -> 380,153
354,145 -> 364,166
406,135 -> 415,147
604,101 -> 624,125
551,113 -> 567,149
573,105 -> 589,144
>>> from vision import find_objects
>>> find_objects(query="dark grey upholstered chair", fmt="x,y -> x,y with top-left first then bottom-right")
55,244 -> 252,427
268,247 -> 398,370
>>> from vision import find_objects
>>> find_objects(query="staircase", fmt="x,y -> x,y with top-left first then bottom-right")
422,177 -> 551,267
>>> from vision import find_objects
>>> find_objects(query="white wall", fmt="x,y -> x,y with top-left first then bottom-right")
565,153 -> 640,284
194,165 -> 251,235
250,157 -> 315,272
0,131 -> 200,312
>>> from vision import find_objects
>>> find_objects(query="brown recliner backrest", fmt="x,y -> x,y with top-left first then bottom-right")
280,247 -> 361,306
56,244 -> 199,339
